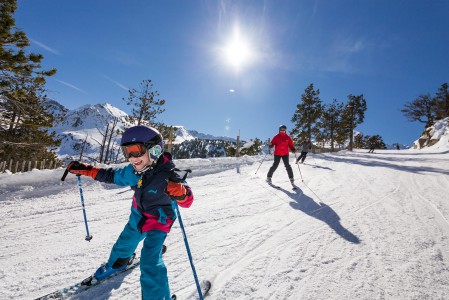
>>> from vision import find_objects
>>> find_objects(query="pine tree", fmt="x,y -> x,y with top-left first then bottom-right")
354,133 -> 364,149
291,83 -> 323,143
318,99 -> 345,151
123,79 -> 166,127
401,83 -> 449,131
401,93 -> 436,128
364,134 -> 386,150
240,138 -> 263,156
0,0 -> 58,162
342,94 -> 367,151
434,83 -> 449,120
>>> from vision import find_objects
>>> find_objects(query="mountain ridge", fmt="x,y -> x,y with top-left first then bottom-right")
47,100 -> 238,162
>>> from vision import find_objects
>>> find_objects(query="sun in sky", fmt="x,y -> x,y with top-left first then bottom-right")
222,25 -> 253,71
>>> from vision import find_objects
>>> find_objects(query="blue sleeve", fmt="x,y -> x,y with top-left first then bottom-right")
113,164 -> 140,187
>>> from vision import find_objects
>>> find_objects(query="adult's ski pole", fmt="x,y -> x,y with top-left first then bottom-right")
255,151 -> 269,175
293,152 -> 304,182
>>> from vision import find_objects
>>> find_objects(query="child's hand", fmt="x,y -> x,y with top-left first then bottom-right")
66,161 -> 100,179
166,181 -> 186,200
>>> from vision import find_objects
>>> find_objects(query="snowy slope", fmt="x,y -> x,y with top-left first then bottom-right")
1,148 -> 449,299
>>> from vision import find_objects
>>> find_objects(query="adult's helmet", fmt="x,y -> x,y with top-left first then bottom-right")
279,125 -> 287,131
121,125 -> 164,160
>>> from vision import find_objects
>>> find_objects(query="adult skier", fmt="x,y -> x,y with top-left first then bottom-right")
267,125 -> 296,184
65,125 -> 193,300
368,143 -> 375,153
296,137 -> 312,164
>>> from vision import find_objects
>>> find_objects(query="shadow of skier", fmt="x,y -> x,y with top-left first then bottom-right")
279,186 -> 360,244
72,271 -> 129,300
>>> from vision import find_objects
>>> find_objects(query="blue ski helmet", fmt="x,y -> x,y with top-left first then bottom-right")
279,125 -> 287,131
121,126 -> 164,159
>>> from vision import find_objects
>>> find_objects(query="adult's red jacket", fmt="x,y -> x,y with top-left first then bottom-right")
270,132 -> 295,156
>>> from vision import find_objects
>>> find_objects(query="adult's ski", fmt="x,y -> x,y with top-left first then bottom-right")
35,245 -> 167,300
268,181 -> 298,191
267,182 -> 280,189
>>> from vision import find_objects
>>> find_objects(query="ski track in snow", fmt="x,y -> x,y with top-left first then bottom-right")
1,150 -> 449,299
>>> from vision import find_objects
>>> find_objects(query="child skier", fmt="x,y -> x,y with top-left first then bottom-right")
296,137 -> 312,164
65,125 -> 193,300
267,125 -> 296,184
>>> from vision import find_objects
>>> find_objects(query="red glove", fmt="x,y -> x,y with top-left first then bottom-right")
66,161 -> 100,179
166,181 -> 187,200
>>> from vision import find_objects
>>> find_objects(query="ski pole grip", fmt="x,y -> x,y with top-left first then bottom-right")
61,168 -> 70,181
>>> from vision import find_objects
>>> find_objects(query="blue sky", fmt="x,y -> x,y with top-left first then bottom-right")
15,0 -> 449,145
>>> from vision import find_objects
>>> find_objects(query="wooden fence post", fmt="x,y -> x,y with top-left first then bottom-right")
0,159 -> 65,173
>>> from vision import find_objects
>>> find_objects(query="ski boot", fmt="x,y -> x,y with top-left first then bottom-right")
94,253 -> 136,281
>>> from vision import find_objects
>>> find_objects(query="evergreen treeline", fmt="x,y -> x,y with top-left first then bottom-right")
171,138 -> 263,159
354,134 -> 386,150
0,0 -> 59,162
290,83 -> 385,150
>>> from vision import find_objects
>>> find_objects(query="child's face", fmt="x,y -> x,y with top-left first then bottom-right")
128,151 -> 151,171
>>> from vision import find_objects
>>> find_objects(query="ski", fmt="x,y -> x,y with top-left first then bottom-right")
176,280 -> 211,300
35,245 -> 167,300
267,182 -> 280,189
198,280 -> 212,299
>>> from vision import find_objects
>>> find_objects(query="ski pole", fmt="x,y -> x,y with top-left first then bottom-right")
255,151 -> 269,175
293,152 -> 304,182
173,201 -> 204,300
76,175 -> 93,241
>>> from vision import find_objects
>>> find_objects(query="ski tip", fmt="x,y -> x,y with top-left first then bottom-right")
202,280 -> 212,297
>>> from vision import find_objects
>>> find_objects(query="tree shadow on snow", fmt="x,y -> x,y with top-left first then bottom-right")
303,163 -> 334,171
278,186 -> 360,244
316,153 -> 449,176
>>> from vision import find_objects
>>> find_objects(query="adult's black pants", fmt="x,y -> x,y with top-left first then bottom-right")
267,155 -> 293,179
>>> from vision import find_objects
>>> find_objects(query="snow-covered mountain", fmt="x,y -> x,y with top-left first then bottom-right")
172,126 -> 237,144
51,102 -> 129,162
49,101 -> 238,162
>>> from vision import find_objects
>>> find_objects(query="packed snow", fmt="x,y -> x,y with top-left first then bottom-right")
1,146 -> 449,299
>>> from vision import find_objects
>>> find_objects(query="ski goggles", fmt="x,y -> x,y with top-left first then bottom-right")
121,143 -> 163,160
121,143 -> 147,159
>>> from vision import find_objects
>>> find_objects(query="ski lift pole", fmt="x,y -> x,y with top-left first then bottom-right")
76,175 -> 93,241
173,201 -> 204,300
293,152 -> 304,182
